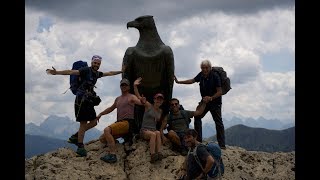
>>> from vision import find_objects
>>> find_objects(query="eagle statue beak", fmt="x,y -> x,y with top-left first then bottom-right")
127,20 -> 139,29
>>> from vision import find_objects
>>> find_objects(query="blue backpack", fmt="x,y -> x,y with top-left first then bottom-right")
192,142 -> 225,179
70,60 -> 88,95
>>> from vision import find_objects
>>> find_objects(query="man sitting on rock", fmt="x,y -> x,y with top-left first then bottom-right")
96,78 -> 144,163
160,98 -> 207,155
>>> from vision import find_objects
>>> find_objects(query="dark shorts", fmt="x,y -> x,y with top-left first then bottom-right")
74,96 -> 96,122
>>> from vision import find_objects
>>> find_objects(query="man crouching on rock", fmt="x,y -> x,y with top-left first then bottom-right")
179,129 -> 215,180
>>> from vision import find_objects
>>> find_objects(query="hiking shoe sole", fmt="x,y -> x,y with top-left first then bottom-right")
76,148 -> 87,157
68,139 -> 78,145
157,153 -> 163,161
100,154 -> 117,163
68,136 -> 78,145
150,153 -> 158,163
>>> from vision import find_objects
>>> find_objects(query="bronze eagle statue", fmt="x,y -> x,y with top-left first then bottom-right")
122,15 -> 175,133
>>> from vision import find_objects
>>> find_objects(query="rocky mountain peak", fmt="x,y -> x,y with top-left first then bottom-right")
25,139 -> 295,179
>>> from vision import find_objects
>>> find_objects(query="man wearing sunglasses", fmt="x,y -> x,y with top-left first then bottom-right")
160,98 -> 208,155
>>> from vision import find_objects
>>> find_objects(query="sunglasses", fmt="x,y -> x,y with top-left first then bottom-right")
170,103 -> 179,106
120,84 -> 128,87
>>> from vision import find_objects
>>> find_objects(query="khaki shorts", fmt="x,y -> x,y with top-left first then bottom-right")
109,120 -> 129,137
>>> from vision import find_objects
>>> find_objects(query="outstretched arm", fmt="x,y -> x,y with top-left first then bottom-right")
174,75 -> 195,84
102,70 -> 122,77
102,64 -> 125,77
46,67 -> 79,75
96,99 -> 117,121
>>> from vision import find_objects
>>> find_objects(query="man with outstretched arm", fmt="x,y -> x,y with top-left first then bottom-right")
174,59 -> 226,149
46,55 -> 123,157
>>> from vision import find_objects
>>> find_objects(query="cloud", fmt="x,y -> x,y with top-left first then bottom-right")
25,0 -> 294,24
221,71 -> 295,121
25,3 -> 295,130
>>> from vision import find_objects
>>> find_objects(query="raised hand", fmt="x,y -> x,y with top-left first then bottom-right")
134,77 -> 142,86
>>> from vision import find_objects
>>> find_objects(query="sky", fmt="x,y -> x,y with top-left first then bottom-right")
25,0 -> 295,131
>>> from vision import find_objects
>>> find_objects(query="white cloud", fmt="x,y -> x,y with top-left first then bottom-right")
25,5 -> 295,130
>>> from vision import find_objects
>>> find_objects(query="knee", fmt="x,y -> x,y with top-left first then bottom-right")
99,134 -> 106,143
104,127 -> 111,135
150,132 -> 157,139
167,130 -> 176,139
155,131 -> 161,136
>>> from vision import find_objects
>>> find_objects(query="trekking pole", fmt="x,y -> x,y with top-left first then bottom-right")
75,96 -> 85,119
62,87 -> 70,94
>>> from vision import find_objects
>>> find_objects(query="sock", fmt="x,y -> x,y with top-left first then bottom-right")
77,142 -> 84,148
72,132 -> 78,138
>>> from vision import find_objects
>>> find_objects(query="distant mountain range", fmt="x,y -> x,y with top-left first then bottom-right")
25,115 -> 102,142
25,134 -> 76,158
200,116 -> 294,138
25,115 -> 294,157
208,124 -> 295,152
26,115 -> 294,140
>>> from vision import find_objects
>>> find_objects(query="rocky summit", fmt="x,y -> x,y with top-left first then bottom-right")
25,139 -> 295,180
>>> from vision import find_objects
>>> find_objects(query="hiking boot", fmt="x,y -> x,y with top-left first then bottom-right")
150,153 -> 158,163
76,147 -> 87,157
67,135 -> 78,145
157,152 -> 163,161
220,146 -> 226,150
100,154 -> 117,163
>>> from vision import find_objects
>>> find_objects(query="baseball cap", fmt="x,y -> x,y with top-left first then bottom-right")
120,78 -> 130,86
154,93 -> 164,99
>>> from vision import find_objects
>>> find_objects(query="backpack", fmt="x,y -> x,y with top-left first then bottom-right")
191,142 -> 225,179
70,60 -> 88,95
167,109 -> 191,131
212,66 -> 231,95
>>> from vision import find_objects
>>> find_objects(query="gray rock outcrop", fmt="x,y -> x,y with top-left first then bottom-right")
25,139 -> 295,180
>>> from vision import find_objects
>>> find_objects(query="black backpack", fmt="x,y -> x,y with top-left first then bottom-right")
212,66 -> 231,95
69,60 -> 101,106
167,109 -> 191,131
